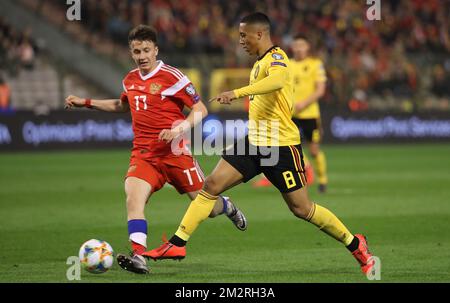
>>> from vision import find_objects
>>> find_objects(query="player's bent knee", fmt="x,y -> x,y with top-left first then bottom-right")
286,197 -> 313,219
203,176 -> 223,196
289,204 -> 310,219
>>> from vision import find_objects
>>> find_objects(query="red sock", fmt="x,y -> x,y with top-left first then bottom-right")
131,241 -> 146,255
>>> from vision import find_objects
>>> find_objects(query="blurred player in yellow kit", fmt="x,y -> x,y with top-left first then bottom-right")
291,34 -> 328,193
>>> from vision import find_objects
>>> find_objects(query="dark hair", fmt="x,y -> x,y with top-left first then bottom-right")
128,25 -> 158,46
293,34 -> 309,42
240,12 -> 271,29
293,33 -> 318,55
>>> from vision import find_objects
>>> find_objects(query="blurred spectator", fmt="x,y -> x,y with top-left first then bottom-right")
0,75 -> 11,110
18,37 -> 35,70
425,65 -> 450,110
431,65 -> 450,100
0,18 -> 38,76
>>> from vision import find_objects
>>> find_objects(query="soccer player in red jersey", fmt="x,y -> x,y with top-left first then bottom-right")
65,25 -> 247,274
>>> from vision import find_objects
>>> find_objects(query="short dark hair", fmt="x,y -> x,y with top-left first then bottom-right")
293,34 -> 309,42
128,25 -> 158,46
240,12 -> 271,30
293,34 -> 319,55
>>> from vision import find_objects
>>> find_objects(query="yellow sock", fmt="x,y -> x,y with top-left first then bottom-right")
313,151 -> 328,184
307,203 -> 354,246
175,190 -> 218,241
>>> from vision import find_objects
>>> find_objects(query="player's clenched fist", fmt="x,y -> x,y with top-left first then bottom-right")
65,95 -> 85,109
158,128 -> 182,143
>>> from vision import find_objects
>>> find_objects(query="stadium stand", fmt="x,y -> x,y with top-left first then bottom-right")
4,0 -> 450,111
0,14 -> 110,111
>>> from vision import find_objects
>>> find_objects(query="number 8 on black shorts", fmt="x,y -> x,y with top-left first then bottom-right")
222,136 -> 308,193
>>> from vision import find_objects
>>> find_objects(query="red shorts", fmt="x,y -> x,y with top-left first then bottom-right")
126,150 -> 205,194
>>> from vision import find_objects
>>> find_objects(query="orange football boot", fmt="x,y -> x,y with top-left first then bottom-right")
142,235 -> 186,261
351,234 -> 376,275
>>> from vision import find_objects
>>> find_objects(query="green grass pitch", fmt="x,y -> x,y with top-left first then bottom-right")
0,144 -> 449,282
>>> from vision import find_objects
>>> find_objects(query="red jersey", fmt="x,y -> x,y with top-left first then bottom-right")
120,61 -> 200,157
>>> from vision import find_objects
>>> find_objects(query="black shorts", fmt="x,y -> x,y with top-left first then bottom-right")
292,118 -> 322,143
222,136 -> 307,193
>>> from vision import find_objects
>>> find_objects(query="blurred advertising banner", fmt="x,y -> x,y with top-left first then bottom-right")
321,112 -> 450,143
1,110 -> 450,151
0,111 -> 133,151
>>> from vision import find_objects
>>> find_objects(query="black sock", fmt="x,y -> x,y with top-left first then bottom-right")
169,235 -> 187,247
346,236 -> 360,252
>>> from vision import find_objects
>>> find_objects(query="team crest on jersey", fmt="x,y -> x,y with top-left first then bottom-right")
149,83 -> 162,94
254,65 -> 260,79
185,84 -> 196,96
272,53 -> 284,60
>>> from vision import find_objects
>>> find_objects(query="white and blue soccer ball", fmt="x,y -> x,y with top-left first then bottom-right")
78,239 -> 114,274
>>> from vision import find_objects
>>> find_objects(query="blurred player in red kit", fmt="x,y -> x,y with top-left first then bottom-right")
65,25 -> 247,274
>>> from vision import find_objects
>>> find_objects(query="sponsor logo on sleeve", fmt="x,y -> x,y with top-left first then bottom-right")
271,62 -> 287,67
186,84 -> 200,103
185,84 -> 197,96
272,53 -> 284,60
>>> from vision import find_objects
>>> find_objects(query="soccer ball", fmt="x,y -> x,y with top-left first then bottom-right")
78,239 -> 114,274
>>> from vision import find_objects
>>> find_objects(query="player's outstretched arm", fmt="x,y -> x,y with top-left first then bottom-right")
209,68 -> 289,105
64,95 -> 130,113
158,101 -> 208,143
234,68 -> 289,98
